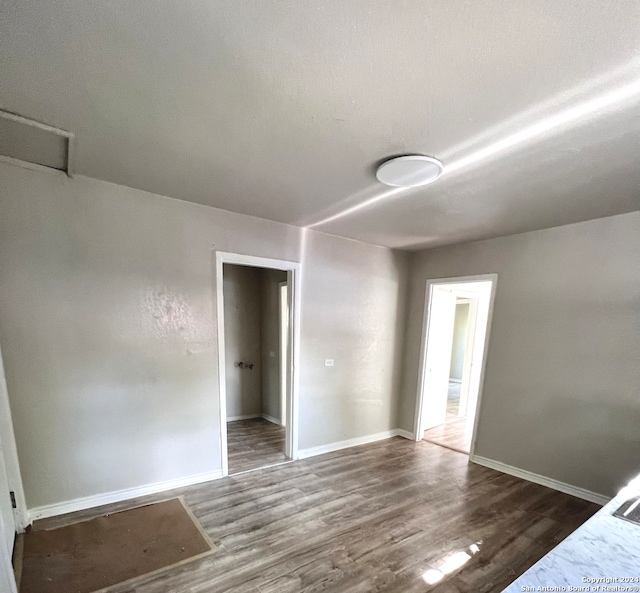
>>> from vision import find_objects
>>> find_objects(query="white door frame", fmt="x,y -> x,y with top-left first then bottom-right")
413,274 -> 498,457
0,347 -> 24,593
215,252 -> 301,476
0,346 -> 28,532
0,544 -> 16,593
278,281 -> 288,428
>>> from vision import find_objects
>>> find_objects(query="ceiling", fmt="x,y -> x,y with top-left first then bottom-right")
1,1 -> 639,250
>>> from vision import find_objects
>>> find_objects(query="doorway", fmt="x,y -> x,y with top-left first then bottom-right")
215,253 -> 300,476
414,275 -> 497,455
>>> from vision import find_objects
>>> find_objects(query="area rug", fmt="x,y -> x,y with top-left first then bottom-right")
20,497 -> 216,593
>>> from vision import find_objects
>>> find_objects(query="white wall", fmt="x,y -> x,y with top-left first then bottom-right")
0,163 -> 409,511
400,212 -> 640,498
223,264 -> 263,419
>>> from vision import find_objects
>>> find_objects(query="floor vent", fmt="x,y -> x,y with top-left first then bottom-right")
0,109 -> 74,176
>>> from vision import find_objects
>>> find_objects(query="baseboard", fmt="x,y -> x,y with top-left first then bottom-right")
227,414 -> 260,422
28,469 -> 224,522
298,429 -> 405,459
395,429 -> 415,440
261,413 -> 283,426
470,455 -> 610,506
449,378 -> 462,384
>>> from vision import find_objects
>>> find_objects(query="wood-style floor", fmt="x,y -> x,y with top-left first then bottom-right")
424,381 -> 473,453
32,437 -> 600,593
227,417 -> 288,475
423,417 -> 474,454
446,381 -> 462,417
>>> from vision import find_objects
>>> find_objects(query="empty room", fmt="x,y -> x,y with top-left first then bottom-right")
0,2 -> 639,593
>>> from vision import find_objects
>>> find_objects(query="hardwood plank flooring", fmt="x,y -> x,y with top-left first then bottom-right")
424,417 -> 474,453
31,438 -> 600,593
227,418 -> 288,475
446,382 -> 461,417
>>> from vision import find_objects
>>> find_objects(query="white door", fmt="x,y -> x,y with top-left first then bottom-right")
0,438 -> 14,558
0,435 -> 16,593
421,286 -> 457,431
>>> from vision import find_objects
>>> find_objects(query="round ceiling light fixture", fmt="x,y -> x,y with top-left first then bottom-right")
375,155 -> 443,187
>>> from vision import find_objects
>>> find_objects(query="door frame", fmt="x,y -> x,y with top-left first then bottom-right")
215,252 -> 301,476
0,545 -> 16,593
413,274 -> 498,457
0,346 -> 28,532
278,281 -> 288,428
0,346 -> 24,593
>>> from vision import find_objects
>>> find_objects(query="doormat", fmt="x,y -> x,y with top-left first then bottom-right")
20,497 -> 216,593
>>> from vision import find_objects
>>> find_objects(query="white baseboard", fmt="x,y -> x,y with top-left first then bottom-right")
470,455 -> 610,506
227,414 -> 260,422
29,469 -> 224,522
395,429 -> 415,440
298,429 -> 405,459
261,413 -> 283,426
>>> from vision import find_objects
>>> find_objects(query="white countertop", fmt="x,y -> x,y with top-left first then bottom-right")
503,476 -> 640,592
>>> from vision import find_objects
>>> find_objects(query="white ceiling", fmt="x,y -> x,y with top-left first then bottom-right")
1,1 -> 639,249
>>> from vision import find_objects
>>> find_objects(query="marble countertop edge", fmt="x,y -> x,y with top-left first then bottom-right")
502,475 -> 640,592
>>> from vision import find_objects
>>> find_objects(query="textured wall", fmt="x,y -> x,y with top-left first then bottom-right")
299,231 -> 409,448
0,163 -> 409,509
400,212 -> 640,497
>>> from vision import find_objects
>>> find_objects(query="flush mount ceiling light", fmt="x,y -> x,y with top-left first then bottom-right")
376,155 -> 443,187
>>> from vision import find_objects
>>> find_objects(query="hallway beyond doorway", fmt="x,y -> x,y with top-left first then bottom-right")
423,418 -> 474,454
227,418 -> 288,475
446,381 -> 461,417
424,381 -> 474,452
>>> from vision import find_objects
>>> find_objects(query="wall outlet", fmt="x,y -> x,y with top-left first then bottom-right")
269,351 -> 275,357
325,359 -> 334,367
